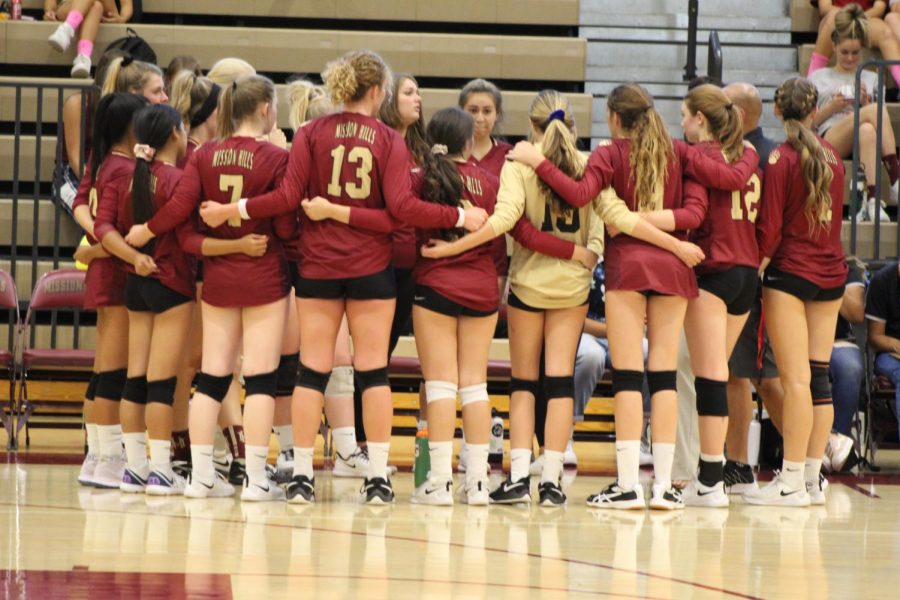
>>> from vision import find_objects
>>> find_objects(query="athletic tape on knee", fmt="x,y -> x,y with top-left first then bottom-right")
245,370 -> 278,397
509,377 -> 539,397
295,363 -> 330,394
195,372 -> 233,403
611,369 -> 643,394
544,375 -> 575,400
275,353 -> 300,397
96,368 -> 127,401
356,366 -> 389,392
695,377 -> 728,416
459,383 -> 489,407
325,365 -> 354,397
647,370 -> 677,395
425,380 -> 458,404
147,376 -> 177,406
85,373 -> 99,401
810,360 -> 833,405
122,375 -> 148,405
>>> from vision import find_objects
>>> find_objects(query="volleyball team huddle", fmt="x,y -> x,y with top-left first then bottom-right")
74,47 -> 847,510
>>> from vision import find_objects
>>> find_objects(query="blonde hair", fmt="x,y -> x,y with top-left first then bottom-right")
169,71 -> 217,129
832,3 -> 868,46
165,55 -> 201,90
529,90 -> 584,218
379,73 -> 428,164
207,57 -> 256,86
774,77 -> 834,233
607,84 -> 673,211
287,79 -> 332,130
101,56 -> 163,97
322,50 -> 391,106
685,84 -> 744,163
216,75 -> 276,139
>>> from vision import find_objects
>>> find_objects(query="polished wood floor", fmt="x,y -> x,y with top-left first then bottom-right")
3,431 -> 900,599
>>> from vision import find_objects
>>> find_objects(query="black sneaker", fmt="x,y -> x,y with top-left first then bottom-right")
361,477 -> 395,504
228,460 -> 247,486
723,460 -> 757,495
489,476 -> 531,505
586,481 -> 645,510
172,460 -> 192,479
286,474 -> 316,504
538,481 -> 566,506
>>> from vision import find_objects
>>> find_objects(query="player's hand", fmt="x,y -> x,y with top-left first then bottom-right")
73,244 -> 92,265
606,223 -> 621,237
462,207 -> 488,231
421,239 -> 451,259
675,240 -> 705,268
199,201 -> 231,228
572,246 -> 599,270
134,254 -> 158,276
508,141 -> 544,168
301,196 -> 335,221
268,128 -> 288,149
239,233 -> 268,257
125,224 -> 155,247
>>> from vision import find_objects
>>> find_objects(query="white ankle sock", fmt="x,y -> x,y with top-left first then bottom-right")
465,443 -> 489,484
366,442 -> 390,479
510,448 -> 531,482
781,459 -> 805,489
615,440 -> 641,490
274,425 -> 293,452
190,444 -> 215,485
86,423 -> 100,456
804,457 -> 823,485
123,432 -> 148,473
541,449 -> 564,484
332,427 -> 358,459
97,424 -> 122,458
148,439 -> 171,472
429,441 -> 453,481
652,442 -> 675,489
293,447 -> 314,479
245,445 -> 269,487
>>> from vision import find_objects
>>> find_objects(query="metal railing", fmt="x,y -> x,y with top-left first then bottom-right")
684,0 -> 700,81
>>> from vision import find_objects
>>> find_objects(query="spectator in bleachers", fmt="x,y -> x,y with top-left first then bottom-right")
809,4 -> 899,222
45,0 -> 133,78
164,55 -> 202,96
865,260 -> 900,442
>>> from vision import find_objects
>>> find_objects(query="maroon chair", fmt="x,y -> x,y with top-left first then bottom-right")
16,269 -> 95,448
0,270 -> 19,448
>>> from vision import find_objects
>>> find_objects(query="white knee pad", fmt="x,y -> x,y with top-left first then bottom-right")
424,380 -> 458,404
459,383 -> 489,407
325,366 -> 354,397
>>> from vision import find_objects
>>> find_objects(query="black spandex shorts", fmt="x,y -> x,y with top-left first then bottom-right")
413,285 -> 497,318
698,266 -> 759,315
507,291 -> 542,312
125,273 -> 193,314
762,267 -> 845,302
294,267 -> 396,300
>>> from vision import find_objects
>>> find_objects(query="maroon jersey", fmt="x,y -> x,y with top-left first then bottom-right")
757,139 -> 848,288
147,137 -> 294,307
470,140 -> 513,277
690,142 -> 761,274
245,112 -> 459,280
82,154 -> 133,309
391,156 -> 421,270
177,138 -> 200,170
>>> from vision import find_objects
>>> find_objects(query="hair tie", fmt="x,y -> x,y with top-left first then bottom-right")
190,83 -> 221,129
726,103 -> 734,110
232,81 -> 238,91
431,144 -> 448,156
121,55 -> 134,67
133,144 -> 156,161
546,109 -> 566,125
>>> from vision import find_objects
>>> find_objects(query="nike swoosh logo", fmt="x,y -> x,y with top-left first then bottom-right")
198,480 -> 214,489
153,473 -> 174,486
696,489 -> 717,496
780,490 -> 798,496
424,488 -> 436,495
414,296 -> 426,301
255,484 -> 270,492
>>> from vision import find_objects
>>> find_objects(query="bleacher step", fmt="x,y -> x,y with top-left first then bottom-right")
581,26 -> 791,46
580,0 -> 788,19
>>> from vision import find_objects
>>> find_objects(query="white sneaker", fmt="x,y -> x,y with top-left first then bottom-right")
184,473 -> 235,499
639,438 -> 653,466
563,439 -> 577,467
649,483 -> 685,511
71,54 -> 91,78
48,23 -> 75,53
870,197 -> 892,222
744,474 -> 810,507
212,450 -> 231,478
119,466 -> 150,493
825,432 -> 854,473
78,455 -> 99,486
333,447 -> 397,478
92,455 -> 126,489
146,468 -> 187,496
806,473 -> 828,506
410,478 -> 453,506
275,448 -> 294,482
241,477 -> 287,502
529,453 -> 544,476
681,479 -> 729,508
587,481 -> 645,510
459,478 -> 489,506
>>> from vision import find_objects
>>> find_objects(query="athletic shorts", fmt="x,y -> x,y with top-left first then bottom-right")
413,285 -> 497,318
125,273 -> 193,314
294,267 -> 396,300
762,267 -> 845,302
698,266 -> 759,315
507,291 -> 542,313
728,295 -> 778,379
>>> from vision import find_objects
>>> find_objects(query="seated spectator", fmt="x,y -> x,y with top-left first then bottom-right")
866,260 -> 900,442
45,0 -> 133,78
164,55 -> 202,95
826,257 -> 866,472
809,4 -> 899,222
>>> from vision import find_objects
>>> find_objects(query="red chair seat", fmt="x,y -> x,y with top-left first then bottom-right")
389,356 -> 421,376
487,360 -> 511,379
876,375 -> 895,391
0,349 -> 12,367
23,349 -> 95,369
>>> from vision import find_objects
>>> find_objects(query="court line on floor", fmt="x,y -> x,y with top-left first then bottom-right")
0,498 -> 762,600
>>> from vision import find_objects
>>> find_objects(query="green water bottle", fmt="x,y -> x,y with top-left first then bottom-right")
414,429 -> 431,488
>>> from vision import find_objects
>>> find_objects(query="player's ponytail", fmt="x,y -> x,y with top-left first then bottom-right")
101,56 -> 163,97
90,92 -> 148,185
529,89 -> 583,219
322,50 -> 391,106
287,78 -> 332,131
685,84 -> 745,163
131,104 -> 182,231
216,74 -> 276,140
170,71 -> 220,131
608,84 -> 673,211
421,107 -> 471,214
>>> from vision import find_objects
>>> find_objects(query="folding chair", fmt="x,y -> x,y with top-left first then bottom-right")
0,270 -> 19,449
16,269 -> 95,448
863,345 -> 900,467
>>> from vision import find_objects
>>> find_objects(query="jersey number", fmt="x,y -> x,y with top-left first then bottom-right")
219,174 -> 244,228
541,205 -> 580,233
730,173 -> 761,223
328,145 -> 373,200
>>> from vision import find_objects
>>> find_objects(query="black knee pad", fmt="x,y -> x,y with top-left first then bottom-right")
244,370 -> 278,397
612,369 -> 644,394
96,368 -> 127,401
544,375 -> 575,400
810,360 -> 833,405
85,373 -> 99,401
647,370 -> 677,395
695,377 -> 728,416
122,375 -> 148,405
147,377 -> 177,406
509,377 -> 539,397
356,366 -> 389,392
275,353 -> 299,397
195,372 -> 233,403
296,363 -> 330,394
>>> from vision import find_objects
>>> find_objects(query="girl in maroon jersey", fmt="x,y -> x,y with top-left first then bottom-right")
198,50 -> 487,504
746,77 -> 847,507
510,84 -> 756,509
126,75 -> 295,501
